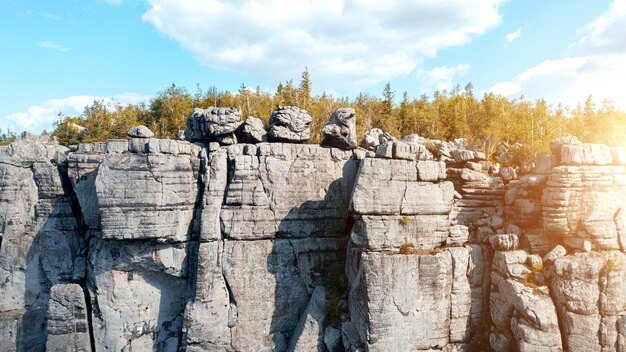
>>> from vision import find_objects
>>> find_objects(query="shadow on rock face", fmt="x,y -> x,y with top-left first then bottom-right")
268,162 -> 357,352
10,162 -> 87,351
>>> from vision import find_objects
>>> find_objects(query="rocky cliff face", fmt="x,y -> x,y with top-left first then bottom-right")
0,114 -> 625,352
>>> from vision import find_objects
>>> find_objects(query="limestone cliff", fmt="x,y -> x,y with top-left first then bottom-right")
0,110 -> 625,352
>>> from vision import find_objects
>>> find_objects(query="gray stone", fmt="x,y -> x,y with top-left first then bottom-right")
223,239 -> 309,352
268,106 -> 312,143
321,108 -> 357,149
375,141 -> 393,158
349,250 -> 453,351
550,253 -> 626,351
288,286 -> 327,352
560,143 -> 613,165
185,107 -> 242,143
324,327 -> 342,352
489,273 -> 562,352
550,135 -> 581,156
360,128 -> 395,151
0,137 -> 85,351
489,234 -> 519,251
446,225 -> 469,247
46,284 -> 92,352
238,116 -> 267,143
95,152 -> 199,242
128,125 -> 154,138
181,242 -> 231,350
500,166 -> 517,182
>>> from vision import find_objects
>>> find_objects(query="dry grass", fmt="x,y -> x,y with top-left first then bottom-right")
393,243 -> 445,255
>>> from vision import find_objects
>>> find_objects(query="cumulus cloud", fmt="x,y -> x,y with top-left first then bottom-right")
3,93 -> 148,133
416,63 -> 469,92
486,55 -> 626,108
140,0 -> 504,92
505,28 -> 522,43
38,41 -> 71,52
486,0 -> 626,108
576,0 -> 626,54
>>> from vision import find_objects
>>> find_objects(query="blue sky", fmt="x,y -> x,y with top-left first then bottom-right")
2,0 -> 625,133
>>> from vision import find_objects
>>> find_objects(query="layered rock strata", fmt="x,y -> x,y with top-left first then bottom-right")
1,120 -> 625,352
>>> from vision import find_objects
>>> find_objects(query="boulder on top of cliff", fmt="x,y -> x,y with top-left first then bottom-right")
321,108 -> 357,149
268,106 -> 312,143
237,116 -> 267,144
185,107 -> 243,144
360,128 -> 395,151
549,135 -> 581,156
560,143 -> 613,165
127,125 -> 154,138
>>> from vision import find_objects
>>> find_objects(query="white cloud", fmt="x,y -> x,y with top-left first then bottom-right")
139,0 -> 504,92
3,93 -> 148,133
576,0 -> 626,54
486,0 -> 626,109
486,56 -> 626,108
505,28 -> 522,43
416,63 -> 470,92
38,41 -> 71,52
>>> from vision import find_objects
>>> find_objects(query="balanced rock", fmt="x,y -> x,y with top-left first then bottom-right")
127,125 -> 154,138
321,108 -> 357,149
237,116 -> 267,143
185,107 -> 242,144
268,106 -> 312,142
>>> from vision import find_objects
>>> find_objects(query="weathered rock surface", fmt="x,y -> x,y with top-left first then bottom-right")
321,108 -> 357,149
268,106 -> 312,143
186,107 -> 243,144
1,129 -> 625,352
46,284 -> 91,352
550,252 -> 626,352
128,125 -> 154,138
360,128 -> 395,151
237,116 -> 267,143
0,135 -> 85,352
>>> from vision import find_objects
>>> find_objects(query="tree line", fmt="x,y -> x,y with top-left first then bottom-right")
44,69 -> 626,166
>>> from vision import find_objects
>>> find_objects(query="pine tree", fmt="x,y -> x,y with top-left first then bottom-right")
299,67 -> 311,109
399,91 -> 411,135
382,82 -> 394,116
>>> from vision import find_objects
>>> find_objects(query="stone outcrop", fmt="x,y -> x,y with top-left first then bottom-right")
0,135 -> 85,351
1,118 -> 625,352
185,107 -> 243,144
127,125 -> 154,138
268,106 -> 312,142
346,148 -> 489,351
46,284 -> 92,352
237,116 -> 267,143
501,138 -> 626,352
321,108 -> 357,149
360,128 -> 395,151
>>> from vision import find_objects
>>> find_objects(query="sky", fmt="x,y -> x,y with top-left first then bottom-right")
1,0 -> 626,133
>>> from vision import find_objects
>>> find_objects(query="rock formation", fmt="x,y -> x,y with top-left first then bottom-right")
0,113 -> 625,352
321,108 -> 357,150
186,107 -> 243,144
237,116 -> 267,143
268,106 -> 313,143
